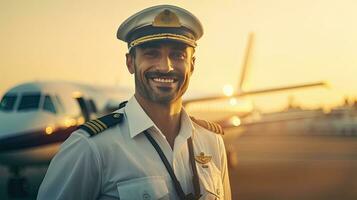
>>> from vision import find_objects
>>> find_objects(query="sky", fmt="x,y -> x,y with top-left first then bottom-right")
1,0 -> 357,112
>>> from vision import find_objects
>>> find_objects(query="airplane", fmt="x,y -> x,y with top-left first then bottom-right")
183,33 -> 327,168
0,33 -> 327,197
184,33 -> 327,126
0,81 -> 133,196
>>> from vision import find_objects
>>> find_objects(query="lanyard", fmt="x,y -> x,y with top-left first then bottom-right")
144,131 -> 201,200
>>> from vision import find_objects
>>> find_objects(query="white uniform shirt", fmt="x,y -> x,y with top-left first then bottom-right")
37,96 -> 231,200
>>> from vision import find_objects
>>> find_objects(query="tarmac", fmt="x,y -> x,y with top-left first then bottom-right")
1,133 -> 357,200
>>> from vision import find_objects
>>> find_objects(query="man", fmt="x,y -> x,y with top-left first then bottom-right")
38,5 -> 231,200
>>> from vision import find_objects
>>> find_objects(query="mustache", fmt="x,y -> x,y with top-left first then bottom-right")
145,71 -> 183,80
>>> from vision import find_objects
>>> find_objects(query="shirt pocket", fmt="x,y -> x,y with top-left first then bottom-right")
117,176 -> 169,200
197,162 -> 224,200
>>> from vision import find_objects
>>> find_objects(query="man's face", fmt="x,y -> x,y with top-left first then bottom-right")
126,41 -> 195,104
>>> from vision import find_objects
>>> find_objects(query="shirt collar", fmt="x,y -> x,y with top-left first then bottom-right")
124,96 -> 156,138
177,107 -> 195,140
124,96 -> 196,139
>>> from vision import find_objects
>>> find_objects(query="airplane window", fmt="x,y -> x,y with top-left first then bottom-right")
55,95 -> 65,112
43,95 -> 57,114
0,94 -> 17,111
18,93 -> 41,111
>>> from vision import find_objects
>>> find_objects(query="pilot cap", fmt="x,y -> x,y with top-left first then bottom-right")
117,5 -> 203,50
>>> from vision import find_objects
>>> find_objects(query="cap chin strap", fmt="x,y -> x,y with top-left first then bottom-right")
129,33 -> 197,51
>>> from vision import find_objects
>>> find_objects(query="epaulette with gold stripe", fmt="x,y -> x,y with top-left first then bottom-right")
190,117 -> 224,135
78,113 -> 123,137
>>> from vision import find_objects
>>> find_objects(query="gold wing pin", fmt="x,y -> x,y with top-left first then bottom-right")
195,152 -> 212,167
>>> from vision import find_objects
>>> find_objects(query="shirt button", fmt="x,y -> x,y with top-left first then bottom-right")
142,191 -> 151,200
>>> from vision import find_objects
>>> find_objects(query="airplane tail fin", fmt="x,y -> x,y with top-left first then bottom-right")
238,32 -> 254,93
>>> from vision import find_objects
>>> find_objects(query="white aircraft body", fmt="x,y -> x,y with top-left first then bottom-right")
0,81 -> 132,167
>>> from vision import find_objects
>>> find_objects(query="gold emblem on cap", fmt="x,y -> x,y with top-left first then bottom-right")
195,152 -> 212,165
153,9 -> 181,27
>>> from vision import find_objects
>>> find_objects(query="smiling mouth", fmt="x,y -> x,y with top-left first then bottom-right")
146,72 -> 180,84
152,77 -> 176,83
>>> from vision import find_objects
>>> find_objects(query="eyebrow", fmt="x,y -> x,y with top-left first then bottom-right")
171,44 -> 188,51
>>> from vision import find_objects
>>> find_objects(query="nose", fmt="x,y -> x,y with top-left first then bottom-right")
157,56 -> 174,72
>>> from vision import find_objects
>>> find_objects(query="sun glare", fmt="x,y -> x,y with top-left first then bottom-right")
230,116 -> 241,127
223,84 -> 234,96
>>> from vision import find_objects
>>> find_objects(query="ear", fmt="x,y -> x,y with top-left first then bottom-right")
190,56 -> 195,73
126,53 -> 135,74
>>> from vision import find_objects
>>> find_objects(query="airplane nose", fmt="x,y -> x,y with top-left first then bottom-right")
0,112 -> 56,139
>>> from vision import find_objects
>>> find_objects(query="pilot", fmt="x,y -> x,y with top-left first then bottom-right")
37,5 -> 231,200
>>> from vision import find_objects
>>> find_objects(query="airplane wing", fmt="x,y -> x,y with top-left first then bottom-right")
183,81 -> 327,106
217,107 -> 326,129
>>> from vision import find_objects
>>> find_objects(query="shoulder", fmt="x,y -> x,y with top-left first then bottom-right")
78,112 -> 124,137
190,116 -> 224,135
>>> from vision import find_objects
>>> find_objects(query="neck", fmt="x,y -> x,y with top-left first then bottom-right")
135,94 -> 182,147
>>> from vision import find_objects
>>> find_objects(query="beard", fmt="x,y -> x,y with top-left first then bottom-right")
133,63 -> 191,104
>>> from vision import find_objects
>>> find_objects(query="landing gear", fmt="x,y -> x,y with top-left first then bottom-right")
7,167 -> 29,198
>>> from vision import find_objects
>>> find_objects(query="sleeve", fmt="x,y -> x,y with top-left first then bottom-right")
37,131 -> 102,200
218,136 -> 232,200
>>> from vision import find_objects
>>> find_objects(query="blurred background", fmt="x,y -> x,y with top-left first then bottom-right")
1,0 -> 357,199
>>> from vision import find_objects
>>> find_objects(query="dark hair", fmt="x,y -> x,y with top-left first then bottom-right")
128,47 -> 136,58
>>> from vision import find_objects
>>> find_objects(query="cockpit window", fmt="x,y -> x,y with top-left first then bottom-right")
55,95 -> 65,112
18,93 -> 41,111
43,95 -> 57,114
0,94 -> 17,111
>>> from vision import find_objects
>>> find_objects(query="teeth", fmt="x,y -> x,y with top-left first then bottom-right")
153,78 -> 174,83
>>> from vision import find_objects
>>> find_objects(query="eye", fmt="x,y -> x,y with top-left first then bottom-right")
171,51 -> 186,60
